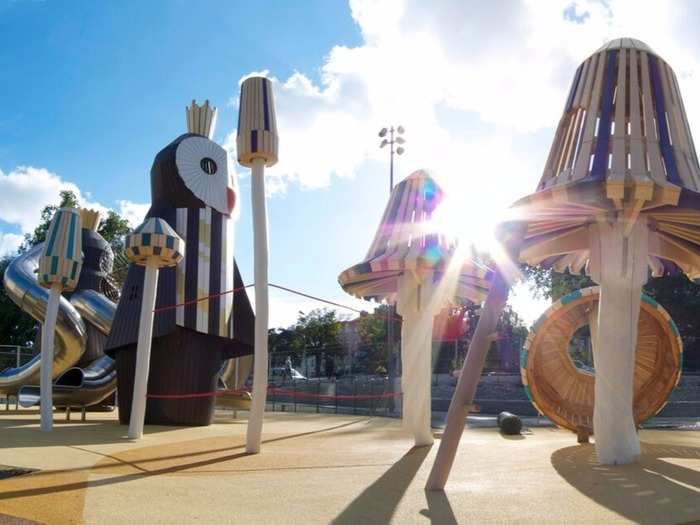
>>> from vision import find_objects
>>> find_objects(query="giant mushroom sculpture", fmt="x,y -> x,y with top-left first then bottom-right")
428,37 -> 700,490
339,170 -> 492,446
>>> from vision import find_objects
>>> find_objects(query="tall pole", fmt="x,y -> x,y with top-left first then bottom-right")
379,125 -> 405,412
128,261 -> 159,440
40,283 -> 61,431
237,76 -> 279,454
247,159 -> 269,453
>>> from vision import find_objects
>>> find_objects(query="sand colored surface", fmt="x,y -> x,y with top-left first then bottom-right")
0,409 -> 698,524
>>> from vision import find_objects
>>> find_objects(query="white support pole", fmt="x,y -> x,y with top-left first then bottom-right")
40,282 -> 62,432
588,218 -> 648,465
246,158 -> 269,454
426,272 -> 509,490
128,261 -> 160,440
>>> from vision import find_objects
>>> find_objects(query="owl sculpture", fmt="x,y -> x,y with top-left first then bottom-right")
105,100 -> 255,426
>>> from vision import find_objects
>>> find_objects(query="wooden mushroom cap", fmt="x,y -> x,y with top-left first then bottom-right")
39,207 -> 83,291
125,218 -> 184,268
236,77 -> 278,167
338,170 -> 493,304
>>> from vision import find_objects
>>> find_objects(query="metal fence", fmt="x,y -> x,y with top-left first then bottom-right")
266,376 -> 399,417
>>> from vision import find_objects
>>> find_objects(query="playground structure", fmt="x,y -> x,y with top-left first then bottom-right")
428,37 -> 700,488
339,170 -> 492,446
1,100 -> 255,430
236,76 -> 279,453
0,37 -> 695,515
2,209 -> 117,412
105,99 -> 256,428
521,286 -> 683,441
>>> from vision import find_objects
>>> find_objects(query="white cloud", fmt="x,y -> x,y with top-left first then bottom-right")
117,200 -> 150,228
0,166 -> 105,233
226,0 -> 700,322
0,233 -> 23,257
227,0 -> 700,194
0,166 -> 149,255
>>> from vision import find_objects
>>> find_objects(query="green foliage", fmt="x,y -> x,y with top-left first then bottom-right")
521,263 -> 592,301
523,263 -> 700,371
0,256 -> 37,347
20,190 -> 78,252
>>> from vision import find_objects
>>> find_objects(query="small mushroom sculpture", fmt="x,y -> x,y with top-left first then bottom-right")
124,217 -> 184,439
37,207 -> 84,431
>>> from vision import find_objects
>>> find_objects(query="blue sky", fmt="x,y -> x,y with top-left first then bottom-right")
2,0 -> 700,327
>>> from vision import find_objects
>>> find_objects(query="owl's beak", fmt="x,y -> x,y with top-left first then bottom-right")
227,188 -> 236,215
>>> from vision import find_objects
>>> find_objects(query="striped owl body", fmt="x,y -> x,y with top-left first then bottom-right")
105,131 -> 254,426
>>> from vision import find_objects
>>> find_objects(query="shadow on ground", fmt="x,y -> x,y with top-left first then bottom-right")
0,418 -> 370,502
332,445 -> 458,524
552,441 -> 700,524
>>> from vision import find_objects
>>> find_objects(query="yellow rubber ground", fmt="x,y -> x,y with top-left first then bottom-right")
0,409 -> 698,524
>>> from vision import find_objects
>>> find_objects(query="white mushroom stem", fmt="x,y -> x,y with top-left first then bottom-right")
128,260 -> 160,440
246,158 -> 269,454
588,218 -> 648,464
40,282 -> 62,432
396,273 -> 445,447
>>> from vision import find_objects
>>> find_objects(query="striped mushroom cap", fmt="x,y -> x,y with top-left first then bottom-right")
504,38 -> 700,280
125,218 -> 184,268
338,170 -> 493,304
39,207 -> 83,291
236,77 -> 278,167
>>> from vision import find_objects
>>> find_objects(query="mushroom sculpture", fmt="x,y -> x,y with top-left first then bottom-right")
507,38 -> 700,465
37,207 -> 84,431
236,76 -> 279,454
428,37 -> 700,490
124,217 -> 184,439
338,170 -> 492,446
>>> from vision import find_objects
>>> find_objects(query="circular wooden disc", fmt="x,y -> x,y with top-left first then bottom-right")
521,286 -> 682,433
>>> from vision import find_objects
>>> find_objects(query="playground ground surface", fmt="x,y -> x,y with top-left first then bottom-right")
0,409 -> 698,524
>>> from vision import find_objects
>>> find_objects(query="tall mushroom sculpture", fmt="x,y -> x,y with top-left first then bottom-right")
37,207 -> 83,431
428,37 -> 700,490
339,170 -> 492,446
236,76 -> 279,454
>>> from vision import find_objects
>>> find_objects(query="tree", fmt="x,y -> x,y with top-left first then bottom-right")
0,190 -> 133,349
524,264 -> 699,371
20,190 -> 79,252
0,256 -> 37,346
21,190 -> 131,255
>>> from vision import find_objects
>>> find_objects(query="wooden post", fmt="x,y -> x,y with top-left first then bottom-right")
426,272 -> 509,490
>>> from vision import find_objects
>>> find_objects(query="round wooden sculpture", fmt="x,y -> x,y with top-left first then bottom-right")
521,286 -> 682,435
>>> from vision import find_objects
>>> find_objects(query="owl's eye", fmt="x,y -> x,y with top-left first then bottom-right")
200,157 -> 217,175
175,136 -> 235,215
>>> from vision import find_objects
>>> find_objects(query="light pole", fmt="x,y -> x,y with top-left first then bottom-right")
378,125 -> 405,411
378,126 -> 405,193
